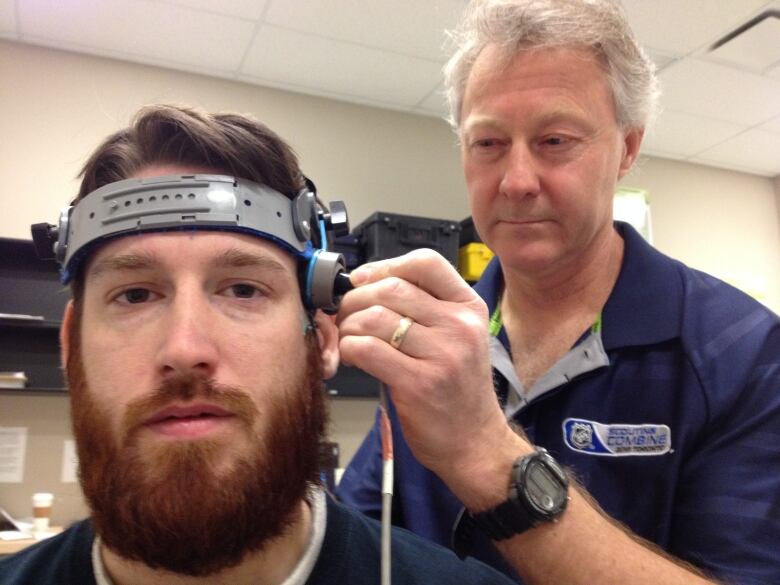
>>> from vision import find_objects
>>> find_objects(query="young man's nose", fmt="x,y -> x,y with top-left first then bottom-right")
156,293 -> 219,379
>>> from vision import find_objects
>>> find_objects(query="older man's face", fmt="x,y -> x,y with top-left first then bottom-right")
460,45 -> 641,278
63,172 -> 337,575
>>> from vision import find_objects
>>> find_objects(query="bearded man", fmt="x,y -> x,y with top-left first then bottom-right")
0,104 -> 514,585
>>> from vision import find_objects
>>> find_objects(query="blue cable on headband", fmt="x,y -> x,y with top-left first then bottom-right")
319,219 -> 328,252
305,249 -> 322,309
303,220 -> 330,308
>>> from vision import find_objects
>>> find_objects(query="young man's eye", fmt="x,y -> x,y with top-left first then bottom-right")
119,288 -> 152,304
226,283 -> 262,299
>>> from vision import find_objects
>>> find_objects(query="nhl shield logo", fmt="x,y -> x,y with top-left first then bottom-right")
570,422 -> 594,450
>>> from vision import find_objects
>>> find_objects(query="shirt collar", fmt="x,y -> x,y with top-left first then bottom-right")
473,221 -> 683,351
601,221 -> 683,348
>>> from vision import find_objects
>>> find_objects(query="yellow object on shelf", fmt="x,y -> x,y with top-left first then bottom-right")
458,243 -> 494,282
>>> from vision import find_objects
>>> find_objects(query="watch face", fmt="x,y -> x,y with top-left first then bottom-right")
526,459 -> 567,514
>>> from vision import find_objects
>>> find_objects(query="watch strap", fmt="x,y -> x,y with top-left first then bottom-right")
451,507 -> 477,560
471,495 -> 535,540
451,496 -> 534,560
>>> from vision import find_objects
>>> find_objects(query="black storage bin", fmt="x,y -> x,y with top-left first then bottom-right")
326,365 -> 381,398
0,238 -> 69,392
332,233 -> 364,270
353,212 -> 461,267
459,216 -> 483,246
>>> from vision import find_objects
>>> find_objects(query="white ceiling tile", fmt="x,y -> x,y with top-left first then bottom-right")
18,0 -> 256,71
0,0 -> 16,33
7,35 -> 240,83
263,0 -> 464,61
161,0 -> 269,21
241,25 -> 443,106
706,13 -> 780,73
642,109 -> 745,157
623,0 -> 768,56
417,84 -> 449,116
757,115 -> 780,134
659,58 -> 780,125
769,62 -> 780,79
693,128 -> 780,176
644,48 -> 677,72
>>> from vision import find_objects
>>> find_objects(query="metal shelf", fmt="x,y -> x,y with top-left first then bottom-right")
0,317 -> 62,330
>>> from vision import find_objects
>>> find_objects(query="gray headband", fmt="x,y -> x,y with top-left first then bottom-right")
31,173 -> 352,311
57,174 -> 317,282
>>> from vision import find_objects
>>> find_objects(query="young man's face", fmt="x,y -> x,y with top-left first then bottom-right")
61,169 -> 339,575
77,228 -> 324,451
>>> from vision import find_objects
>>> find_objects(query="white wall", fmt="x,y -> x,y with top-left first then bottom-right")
1,39 -> 778,525
776,177 -> 780,239
0,39 -> 469,239
628,157 -> 780,310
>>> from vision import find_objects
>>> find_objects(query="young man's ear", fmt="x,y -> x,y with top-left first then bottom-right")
60,301 -> 74,369
313,311 -> 340,380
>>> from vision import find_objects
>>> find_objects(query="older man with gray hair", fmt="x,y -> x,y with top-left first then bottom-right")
337,1 -> 780,584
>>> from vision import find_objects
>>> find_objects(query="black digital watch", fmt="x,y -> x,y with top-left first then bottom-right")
452,447 -> 569,556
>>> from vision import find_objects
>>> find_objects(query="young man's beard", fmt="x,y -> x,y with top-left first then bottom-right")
67,310 -> 328,577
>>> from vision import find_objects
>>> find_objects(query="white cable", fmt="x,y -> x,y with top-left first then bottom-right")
379,384 -> 393,585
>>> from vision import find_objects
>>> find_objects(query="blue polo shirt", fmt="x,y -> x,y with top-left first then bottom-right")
337,222 -> 780,585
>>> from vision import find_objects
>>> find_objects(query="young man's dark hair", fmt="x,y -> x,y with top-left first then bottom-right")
69,104 -> 305,302
77,104 -> 304,201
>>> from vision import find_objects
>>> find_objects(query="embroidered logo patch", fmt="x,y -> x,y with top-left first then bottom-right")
563,418 -> 671,456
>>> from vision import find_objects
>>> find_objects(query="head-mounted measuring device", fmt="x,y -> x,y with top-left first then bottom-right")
31,174 -> 353,312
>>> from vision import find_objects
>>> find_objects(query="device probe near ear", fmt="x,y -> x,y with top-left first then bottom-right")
306,253 -> 355,314
334,272 -> 354,295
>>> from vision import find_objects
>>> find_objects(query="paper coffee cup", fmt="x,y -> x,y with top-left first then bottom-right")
32,492 -> 54,532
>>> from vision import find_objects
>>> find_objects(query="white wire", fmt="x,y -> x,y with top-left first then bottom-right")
379,384 -> 393,585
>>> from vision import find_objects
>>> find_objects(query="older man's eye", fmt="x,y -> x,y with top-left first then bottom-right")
472,138 -> 501,149
543,135 -> 569,146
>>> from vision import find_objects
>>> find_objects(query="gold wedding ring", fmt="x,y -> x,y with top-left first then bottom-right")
390,317 -> 414,350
